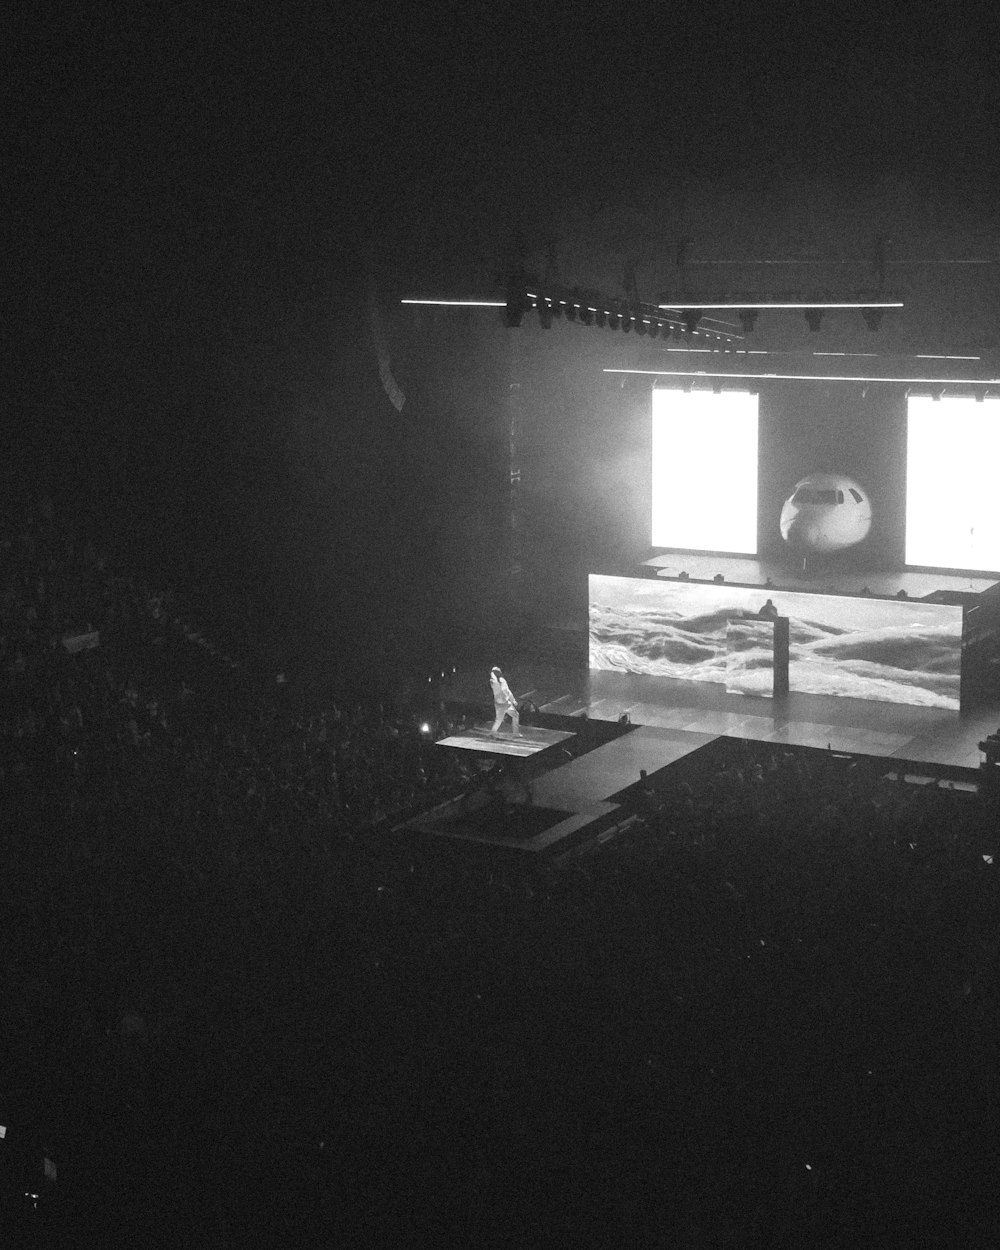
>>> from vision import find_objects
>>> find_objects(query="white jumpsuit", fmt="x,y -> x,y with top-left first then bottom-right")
490,673 -> 520,735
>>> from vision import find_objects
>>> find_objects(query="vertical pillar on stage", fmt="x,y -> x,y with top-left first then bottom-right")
773,616 -> 790,697
724,616 -> 790,698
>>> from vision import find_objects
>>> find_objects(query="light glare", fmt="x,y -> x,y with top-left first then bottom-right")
651,389 -> 758,553
906,396 -> 1000,571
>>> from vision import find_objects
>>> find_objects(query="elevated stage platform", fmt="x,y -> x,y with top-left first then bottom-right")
411,720 -> 715,857
435,724 -> 574,758
425,552 -> 1000,857
421,655 -> 999,857
443,659 -> 999,770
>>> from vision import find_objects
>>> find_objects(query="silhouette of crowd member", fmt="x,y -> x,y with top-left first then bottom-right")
980,730 -> 1000,784
489,666 -> 520,737
757,598 -> 779,619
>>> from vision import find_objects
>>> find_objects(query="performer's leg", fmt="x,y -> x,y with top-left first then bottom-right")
491,706 -> 504,734
510,705 -> 520,736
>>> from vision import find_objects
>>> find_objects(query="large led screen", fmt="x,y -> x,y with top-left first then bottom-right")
725,619 -> 776,696
906,396 -> 1000,572
589,574 -> 963,709
651,389 -> 758,554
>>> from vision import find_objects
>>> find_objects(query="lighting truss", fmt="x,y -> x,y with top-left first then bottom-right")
604,368 -> 1000,386
656,300 -> 905,310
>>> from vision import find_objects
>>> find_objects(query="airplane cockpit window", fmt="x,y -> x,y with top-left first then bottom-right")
849,488 -> 863,503
793,488 -> 840,505
836,490 -> 845,503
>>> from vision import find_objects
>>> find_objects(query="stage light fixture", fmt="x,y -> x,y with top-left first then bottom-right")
804,309 -> 823,333
861,307 -> 884,331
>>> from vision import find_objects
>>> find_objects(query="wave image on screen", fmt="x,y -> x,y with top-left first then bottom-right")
725,619 -> 776,696
589,575 -> 962,709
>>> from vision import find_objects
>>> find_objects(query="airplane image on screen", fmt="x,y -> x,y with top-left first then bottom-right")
779,473 -> 873,554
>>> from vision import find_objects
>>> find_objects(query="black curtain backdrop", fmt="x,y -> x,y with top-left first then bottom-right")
758,382 -> 907,568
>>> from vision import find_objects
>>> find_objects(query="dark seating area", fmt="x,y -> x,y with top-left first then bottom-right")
3,500 -> 999,1244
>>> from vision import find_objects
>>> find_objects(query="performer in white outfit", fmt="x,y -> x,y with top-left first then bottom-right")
490,666 -> 521,736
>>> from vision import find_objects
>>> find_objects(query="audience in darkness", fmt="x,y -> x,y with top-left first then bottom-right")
3,493 -> 998,1244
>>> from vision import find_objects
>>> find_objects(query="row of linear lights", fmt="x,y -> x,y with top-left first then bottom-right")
401,295 -> 996,385
610,370 -> 1000,395
525,292 -> 905,334
402,292 -> 904,336
529,292 -> 735,338
401,295 -> 738,342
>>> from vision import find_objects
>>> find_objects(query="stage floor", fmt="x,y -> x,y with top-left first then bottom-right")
529,724 -> 716,810
642,552 -> 998,599
442,659 -> 999,770
435,725 -> 575,758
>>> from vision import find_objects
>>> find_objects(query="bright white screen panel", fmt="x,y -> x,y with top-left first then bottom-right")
906,396 -> 1000,571
651,389 -> 758,553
